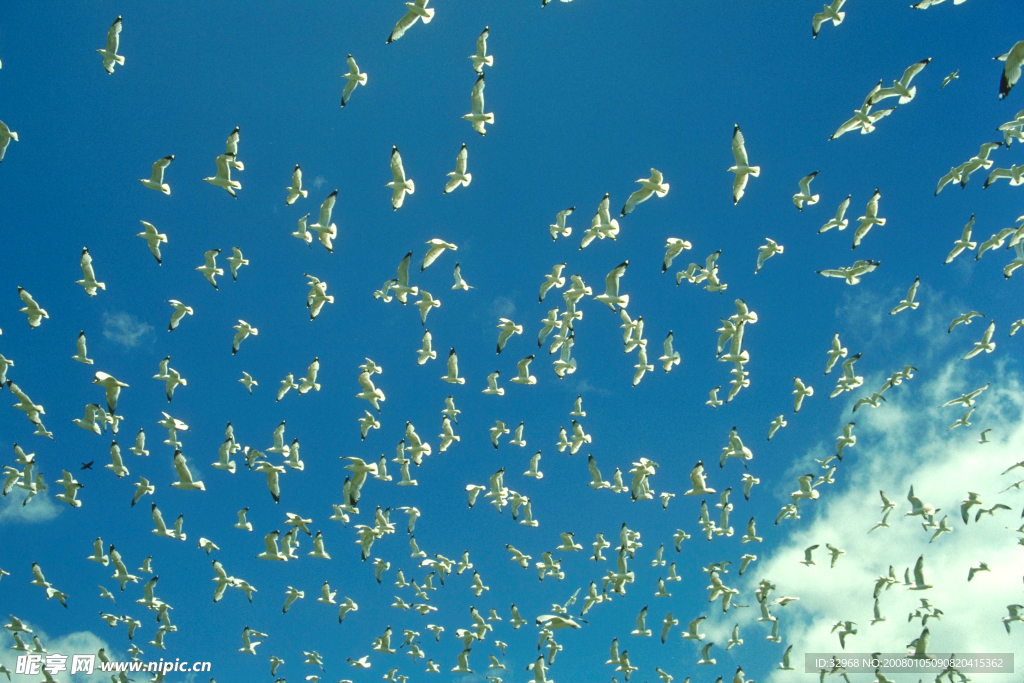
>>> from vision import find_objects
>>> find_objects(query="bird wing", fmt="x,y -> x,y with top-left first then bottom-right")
150,156 -> 172,184
106,17 -> 122,53
476,27 -> 488,56
173,452 -> 195,485
455,144 -> 468,174
391,147 -> 407,183
388,7 -> 419,43
900,58 -> 930,87
732,125 -> 750,166
225,127 -> 240,156
471,74 -> 486,115
318,190 -> 337,227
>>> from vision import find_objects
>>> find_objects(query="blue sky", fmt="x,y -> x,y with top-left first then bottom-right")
2,1 -> 1024,682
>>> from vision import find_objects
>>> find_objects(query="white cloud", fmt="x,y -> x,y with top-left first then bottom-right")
732,358 -> 1024,682
312,175 -> 326,189
0,627 -> 114,683
489,296 -> 516,319
0,485 -> 62,524
102,312 -> 153,349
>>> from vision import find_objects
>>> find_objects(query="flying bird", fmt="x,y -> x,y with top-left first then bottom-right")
387,0 -> 435,44
728,124 -> 759,204
97,16 -> 124,74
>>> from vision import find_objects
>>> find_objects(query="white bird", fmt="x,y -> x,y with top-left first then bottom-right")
658,331 -> 680,371
341,55 -> 367,107
239,371 -> 257,394
621,168 -> 669,216
728,124 -> 759,204
852,188 -> 885,249
945,215 -> 977,263
685,461 -> 715,496
137,221 -> 168,265
793,377 -> 814,413
812,0 -> 846,38
416,291 -> 440,324
963,320 -> 996,359
97,16 -> 124,74
422,238 -> 457,271
793,171 -> 820,209
232,320 -> 258,355
983,164 -> 1024,188
292,213 -> 313,246
92,372 -> 128,414
71,331 -> 94,365
195,249 -> 223,290
663,238 -> 692,273
223,126 -> 243,170
997,40 -> 1024,99
74,247 -> 105,297
908,555 -> 933,590
387,0 -> 435,43
470,26 -> 493,74
755,238 -> 784,273
451,262 -> 473,291
444,144 -> 472,193
463,74 -> 494,136
819,195 -> 851,233
550,208 -> 575,240
388,146 -> 415,210
0,119 -> 20,164
583,193 -> 620,248
204,154 -> 242,198
140,156 -> 173,195
512,356 -> 537,385
307,190 -> 338,252
285,164 -> 308,205
890,277 -> 921,315
171,451 -> 204,491
594,261 -> 630,311
17,287 -> 48,328
869,58 -> 931,105
443,348 -> 465,384
817,259 -> 881,285
831,83 -> 895,138
483,371 -> 503,396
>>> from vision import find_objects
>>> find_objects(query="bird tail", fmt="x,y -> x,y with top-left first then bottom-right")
749,166 -> 761,177
116,55 -> 126,65
834,12 -> 845,24
463,173 -> 472,184
485,113 -> 495,124
359,74 -> 368,85
657,183 -> 669,196
422,7 -> 435,22
618,294 -> 630,308
8,132 -> 18,142
301,190 -> 308,198
406,178 -> 415,194
900,87 -> 916,104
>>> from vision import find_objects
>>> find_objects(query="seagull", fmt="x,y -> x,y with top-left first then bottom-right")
195,249 -> 223,290
97,16 -> 124,74
870,58 -> 931,105
942,382 -> 990,407
292,213 -> 313,246
423,238 -> 458,271
469,26 -> 494,74
17,287 -> 48,328
685,461 -> 715,496
983,165 -> 1024,188
594,261 -> 630,310
387,0 -> 434,43
171,451 -> 204,491
962,320 -> 996,359
945,215 -> 977,262
978,428 -> 992,443
996,41 -> 1024,99
444,143 -> 471,193
812,0 -> 846,38
959,142 -> 1005,188
285,164 -> 308,205
550,208 -> 575,240
239,372 -> 257,394
755,238 -> 784,273
416,291 -> 440,324
663,238 -> 692,272
388,146 -> 415,210
232,320 -> 258,355
819,195 -> 851,232
511,356 -> 537,385
140,156 -> 173,195
204,153 -> 242,198
341,54 -> 367,107
793,171 -> 820,209
621,168 -> 669,216
307,190 -> 338,252
223,126 -> 243,170
75,247 -> 105,296
728,124 -> 759,204
793,377 -> 814,412
817,259 -> 881,285
483,371 -> 503,396
707,386 -> 723,409
70,330 -> 94,365
852,189 -> 885,249
975,228 -> 1016,258
0,120 -> 20,163
831,83 -> 895,138
443,349 -> 465,384
464,73 -> 495,136
908,555 -> 933,590
659,331 -> 681,371
890,277 -> 920,314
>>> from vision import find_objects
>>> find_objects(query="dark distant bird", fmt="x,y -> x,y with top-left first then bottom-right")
81,462 -> 94,470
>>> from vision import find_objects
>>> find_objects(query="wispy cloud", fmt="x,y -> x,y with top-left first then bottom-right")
0,627 -> 114,682
489,296 -> 516,319
0,485 -> 62,524
312,175 -> 326,190
102,312 -> 153,349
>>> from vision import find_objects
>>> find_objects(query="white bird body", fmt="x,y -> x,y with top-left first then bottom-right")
388,147 -> 415,210
812,0 -> 846,38
97,16 -> 124,74
550,208 -> 575,240
463,74 -> 494,136
204,154 -> 242,198
285,164 -> 308,205
621,168 -> 669,216
728,124 -> 759,204
470,27 -> 493,74
819,195 -> 851,233
0,119 -> 20,163
341,55 -> 367,107
444,144 -> 472,193
793,171 -> 819,209
140,156 -> 173,194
